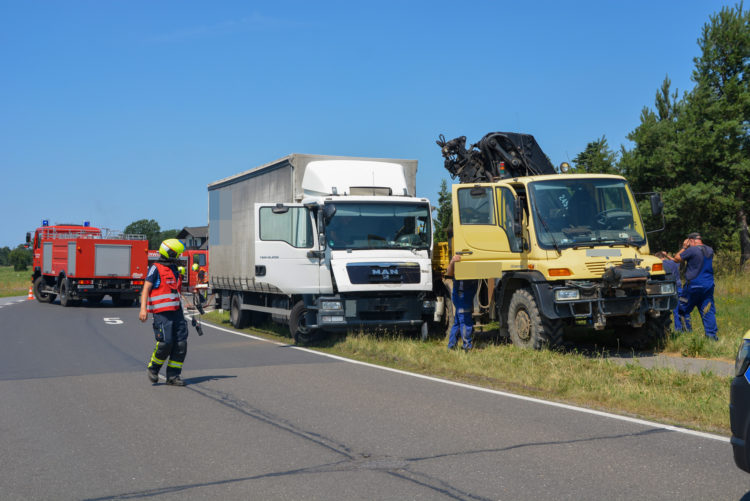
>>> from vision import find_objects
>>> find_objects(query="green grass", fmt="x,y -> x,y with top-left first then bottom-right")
0,266 -> 32,297
204,310 -> 731,435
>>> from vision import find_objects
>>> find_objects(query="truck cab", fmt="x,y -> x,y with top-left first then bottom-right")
448,174 -> 676,349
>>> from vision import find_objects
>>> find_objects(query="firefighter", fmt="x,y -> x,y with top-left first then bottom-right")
672,232 -> 718,340
139,238 -> 189,386
192,262 -> 208,304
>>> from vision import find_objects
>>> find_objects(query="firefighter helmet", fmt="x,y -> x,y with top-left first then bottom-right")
159,239 -> 185,259
178,266 -> 186,276
192,263 -> 199,272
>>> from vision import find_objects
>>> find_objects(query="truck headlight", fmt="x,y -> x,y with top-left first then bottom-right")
660,282 -> 675,295
735,337 -> 750,377
321,301 -> 342,310
422,300 -> 435,310
554,289 -> 579,301
321,315 -> 345,323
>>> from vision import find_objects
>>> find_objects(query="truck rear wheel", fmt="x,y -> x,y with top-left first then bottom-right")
507,288 -> 563,349
230,294 -> 250,329
615,314 -> 670,351
33,276 -> 56,304
59,279 -> 73,307
290,300 -> 316,345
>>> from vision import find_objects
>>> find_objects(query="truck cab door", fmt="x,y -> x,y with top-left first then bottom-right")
452,184 -> 522,279
254,203 -> 324,294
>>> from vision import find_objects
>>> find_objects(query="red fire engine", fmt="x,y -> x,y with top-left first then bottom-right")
28,221 -> 149,307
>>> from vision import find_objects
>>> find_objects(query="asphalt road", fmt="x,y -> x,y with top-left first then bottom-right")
2,297 -> 749,500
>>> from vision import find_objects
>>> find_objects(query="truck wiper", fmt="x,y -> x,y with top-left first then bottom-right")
533,204 -> 560,254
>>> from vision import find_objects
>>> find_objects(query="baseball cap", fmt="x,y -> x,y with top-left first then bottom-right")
687,232 -> 701,239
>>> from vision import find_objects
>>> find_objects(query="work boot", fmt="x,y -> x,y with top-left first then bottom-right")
166,376 -> 185,386
147,367 -> 159,383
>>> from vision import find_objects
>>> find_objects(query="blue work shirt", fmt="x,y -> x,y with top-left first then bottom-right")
682,245 -> 714,288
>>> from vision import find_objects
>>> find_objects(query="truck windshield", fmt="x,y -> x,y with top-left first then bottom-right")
324,202 -> 431,250
528,178 -> 646,250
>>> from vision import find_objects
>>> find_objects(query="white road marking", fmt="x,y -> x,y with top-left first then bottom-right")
202,321 -> 729,443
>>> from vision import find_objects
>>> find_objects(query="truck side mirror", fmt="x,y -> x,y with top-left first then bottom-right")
26,232 -> 31,243
323,204 -> 336,225
650,193 -> 663,216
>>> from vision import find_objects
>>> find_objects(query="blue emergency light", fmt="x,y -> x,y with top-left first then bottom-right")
42,220 -> 49,227
84,221 -> 90,227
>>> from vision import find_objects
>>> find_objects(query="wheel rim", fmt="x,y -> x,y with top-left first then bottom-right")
515,309 -> 531,342
297,309 -> 310,334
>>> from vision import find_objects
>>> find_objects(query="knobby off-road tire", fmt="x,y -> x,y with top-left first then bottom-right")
615,313 -> 670,351
230,293 -> 250,329
507,288 -> 563,350
289,300 -> 317,345
34,276 -> 56,304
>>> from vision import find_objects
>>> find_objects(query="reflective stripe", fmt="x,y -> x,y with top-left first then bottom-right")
150,293 -> 179,301
150,344 -> 166,365
167,360 -> 183,368
146,300 -> 181,312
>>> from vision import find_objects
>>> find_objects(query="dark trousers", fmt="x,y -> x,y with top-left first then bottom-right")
148,309 -> 188,379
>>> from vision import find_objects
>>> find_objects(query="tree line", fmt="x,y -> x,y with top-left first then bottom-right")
434,4 -> 749,271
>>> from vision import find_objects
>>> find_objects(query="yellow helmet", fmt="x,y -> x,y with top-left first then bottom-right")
192,263 -> 199,272
177,266 -> 186,276
159,238 -> 185,259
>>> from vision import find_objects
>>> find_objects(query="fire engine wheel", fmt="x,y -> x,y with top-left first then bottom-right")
59,279 -> 73,307
615,314 -> 670,351
33,276 -> 55,304
230,294 -> 250,329
507,288 -> 563,349
290,300 -> 317,345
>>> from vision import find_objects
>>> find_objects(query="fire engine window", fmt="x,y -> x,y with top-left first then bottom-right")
193,254 -> 206,266
458,187 -> 495,225
259,207 -> 314,248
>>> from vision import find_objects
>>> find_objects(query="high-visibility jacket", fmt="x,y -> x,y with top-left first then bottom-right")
147,262 -> 182,313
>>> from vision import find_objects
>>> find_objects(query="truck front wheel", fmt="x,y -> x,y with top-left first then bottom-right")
290,300 -> 316,345
230,294 -> 250,329
33,276 -> 56,304
507,288 -> 563,349
615,314 -> 670,351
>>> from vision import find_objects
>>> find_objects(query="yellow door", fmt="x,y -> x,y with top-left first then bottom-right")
452,185 -> 522,280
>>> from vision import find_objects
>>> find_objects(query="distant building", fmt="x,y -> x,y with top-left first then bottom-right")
177,226 -> 208,250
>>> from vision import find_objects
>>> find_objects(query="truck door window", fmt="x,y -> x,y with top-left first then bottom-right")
458,187 -> 495,225
496,187 -> 522,253
259,207 -> 314,248
193,254 -> 206,266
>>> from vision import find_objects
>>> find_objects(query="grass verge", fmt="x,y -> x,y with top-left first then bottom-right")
0,266 -> 31,297
204,310 -> 731,435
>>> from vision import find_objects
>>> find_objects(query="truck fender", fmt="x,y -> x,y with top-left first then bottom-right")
496,271 -> 562,325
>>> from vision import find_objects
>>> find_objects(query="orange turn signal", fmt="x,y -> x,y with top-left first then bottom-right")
548,268 -> 572,277
652,263 -> 663,272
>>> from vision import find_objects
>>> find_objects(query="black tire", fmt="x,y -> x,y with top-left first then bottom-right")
615,314 -> 670,351
289,300 -> 317,345
230,294 -> 250,329
59,279 -> 73,307
33,276 -> 55,304
507,288 -> 563,349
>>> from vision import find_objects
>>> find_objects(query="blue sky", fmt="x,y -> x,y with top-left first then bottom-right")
0,0 -> 729,249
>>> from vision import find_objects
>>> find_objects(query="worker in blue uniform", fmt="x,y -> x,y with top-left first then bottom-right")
672,232 -> 718,340
446,254 -> 478,351
656,251 -> 691,331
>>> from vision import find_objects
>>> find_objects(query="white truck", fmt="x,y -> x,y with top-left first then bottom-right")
208,154 -> 435,343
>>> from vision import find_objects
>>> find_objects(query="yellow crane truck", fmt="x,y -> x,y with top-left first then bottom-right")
431,132 -> 677,349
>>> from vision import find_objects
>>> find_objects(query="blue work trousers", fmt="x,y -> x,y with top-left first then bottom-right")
678,285 -> 718,339
448,310 -> 473,350
673,287 -> 692,332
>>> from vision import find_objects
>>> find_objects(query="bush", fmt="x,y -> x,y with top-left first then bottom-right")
8,247 -> 32,271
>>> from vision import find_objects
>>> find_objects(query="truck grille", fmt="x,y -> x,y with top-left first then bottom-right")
585,260 -> 623,275
346,263 -> 421,284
